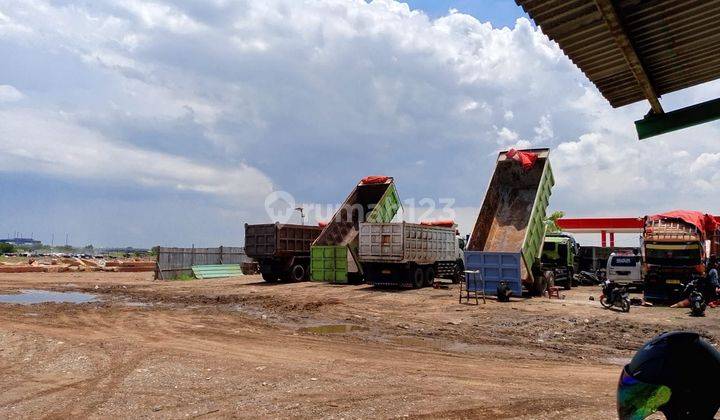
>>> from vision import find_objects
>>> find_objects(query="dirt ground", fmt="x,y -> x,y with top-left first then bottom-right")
0,273 -> 718,419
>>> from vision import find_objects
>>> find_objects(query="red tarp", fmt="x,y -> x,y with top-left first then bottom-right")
506,148 -> 538,171
420,220 -> 455,227
360,175 -> 390,185
647,210 -> 718,238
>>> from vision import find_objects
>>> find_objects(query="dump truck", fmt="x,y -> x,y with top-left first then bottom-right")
540,232 -> 580,290
358,221 -> 465,288
464,148 -> 554,296
311,176 -> 401,283
642,211 -> 717,301
244,223 -> 322,282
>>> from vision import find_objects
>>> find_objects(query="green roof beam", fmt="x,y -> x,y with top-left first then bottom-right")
635,97 -> 720,140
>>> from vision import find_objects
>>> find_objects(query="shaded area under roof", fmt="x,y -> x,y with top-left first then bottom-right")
516,0 -> 720,109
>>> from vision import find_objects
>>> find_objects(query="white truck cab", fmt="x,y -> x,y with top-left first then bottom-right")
606,252 -> 642,287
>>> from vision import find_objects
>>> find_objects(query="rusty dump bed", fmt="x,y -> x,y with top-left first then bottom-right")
313,180 -> 394,247
244,223 -> 322,258
468,150 -> 549,252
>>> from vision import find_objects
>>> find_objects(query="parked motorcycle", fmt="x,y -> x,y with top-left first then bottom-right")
682,277 -> 707,317
577,270 -> 603,285
600,279 -> 630,312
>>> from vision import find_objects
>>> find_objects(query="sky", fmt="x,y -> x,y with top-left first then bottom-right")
0,0 -> 718,248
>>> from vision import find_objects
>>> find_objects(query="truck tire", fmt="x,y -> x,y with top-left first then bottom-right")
533,271 -> 551,296
424,267 -> 435,287
262,273 -> 277,282
289,263 -> 306,282
569,268 -> 577,287
347,272 -> 364,285
409,266 -> 423,289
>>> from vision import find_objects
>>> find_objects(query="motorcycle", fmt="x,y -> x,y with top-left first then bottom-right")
577,270 -> 604,286
682,277 -> 707,317
600,279 -> 630,312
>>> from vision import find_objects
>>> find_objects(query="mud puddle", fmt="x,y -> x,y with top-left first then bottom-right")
0,290 -> 97,304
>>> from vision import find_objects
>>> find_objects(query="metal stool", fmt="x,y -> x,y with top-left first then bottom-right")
547,286 -> 561,299
460,270 -> 485,304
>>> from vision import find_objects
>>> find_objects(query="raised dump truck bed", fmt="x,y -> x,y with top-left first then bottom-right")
245,223 -> 322,282
311,177 -> 401,283
465,149 -> 554,296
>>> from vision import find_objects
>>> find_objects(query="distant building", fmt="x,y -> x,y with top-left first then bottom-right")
0,238 -> 42,247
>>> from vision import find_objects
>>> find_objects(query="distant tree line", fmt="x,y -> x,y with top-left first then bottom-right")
0,243 -> 16,254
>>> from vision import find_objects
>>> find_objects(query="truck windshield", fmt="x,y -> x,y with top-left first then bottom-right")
645,248 -> 702,266
611,256 -> 639,267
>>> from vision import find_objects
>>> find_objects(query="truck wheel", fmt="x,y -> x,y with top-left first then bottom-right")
290,264 -> 306,282
409,266 -> 424,289
569,268 -> 577,287
347,272 -> 364,285
424,267 -> 435,287
533,271 -> 550,296
261,273 -> 277,282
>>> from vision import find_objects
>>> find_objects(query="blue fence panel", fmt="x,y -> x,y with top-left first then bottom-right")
464,251 -> 522,296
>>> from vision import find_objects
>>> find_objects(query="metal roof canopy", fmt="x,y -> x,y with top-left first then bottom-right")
516,0 -> 720,139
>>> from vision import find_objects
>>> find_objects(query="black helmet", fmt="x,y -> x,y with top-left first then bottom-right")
618,331 -> 720,419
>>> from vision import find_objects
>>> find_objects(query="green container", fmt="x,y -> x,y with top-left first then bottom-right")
311,245 -> 349,283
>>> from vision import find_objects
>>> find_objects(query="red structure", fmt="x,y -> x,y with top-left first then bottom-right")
557,215 -> 720,247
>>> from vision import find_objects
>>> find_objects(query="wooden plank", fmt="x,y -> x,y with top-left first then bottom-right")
593,0 -> 663,113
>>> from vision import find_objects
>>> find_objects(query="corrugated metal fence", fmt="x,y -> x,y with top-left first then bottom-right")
155,246 -> 249,280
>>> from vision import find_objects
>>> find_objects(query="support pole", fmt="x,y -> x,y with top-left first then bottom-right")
601,230 -> 607,248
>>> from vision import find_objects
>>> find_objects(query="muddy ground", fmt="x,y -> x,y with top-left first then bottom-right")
0,273 -> 717,419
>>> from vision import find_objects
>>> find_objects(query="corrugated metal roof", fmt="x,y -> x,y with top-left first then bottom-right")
516,0 -> 720,108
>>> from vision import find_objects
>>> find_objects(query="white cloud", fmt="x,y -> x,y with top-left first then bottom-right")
0,109 -> 273,200
0,0 -> 718,246
0,85 -> 24,102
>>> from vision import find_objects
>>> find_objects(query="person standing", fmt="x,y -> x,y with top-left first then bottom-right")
708,255 -> 719,289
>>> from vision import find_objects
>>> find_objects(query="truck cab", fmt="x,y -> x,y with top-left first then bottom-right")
642,217 -> 706,302
540,233 -> 579,290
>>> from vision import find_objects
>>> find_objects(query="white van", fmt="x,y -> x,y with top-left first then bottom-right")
606,253 -> 642,287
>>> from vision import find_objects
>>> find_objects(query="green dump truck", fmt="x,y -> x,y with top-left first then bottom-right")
311,176 -> 401,283
540,233 -> 579,290
465,148 -> 555,296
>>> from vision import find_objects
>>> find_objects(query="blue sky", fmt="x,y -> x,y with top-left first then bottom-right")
404,0 -> 528,28
0,0 -> 718,248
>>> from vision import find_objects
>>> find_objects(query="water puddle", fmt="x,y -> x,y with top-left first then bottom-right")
298,324 -> 369,334
0,290 -> 97,305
